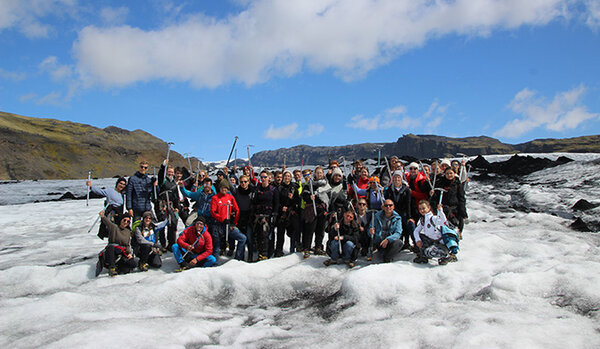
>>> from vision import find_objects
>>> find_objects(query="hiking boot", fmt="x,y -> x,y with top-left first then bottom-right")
314,247 -> 326,256
360,248 -> 368,256
175,262 -> 189,272
138,262 -> 149,272
108,268 -> 118,277
413,256 -> 428,264
383,258 -> 392,263
226,249 -> 234,257
323,259 -> 336,266
274,250 -> 284,258
303,250 -> 311,259
410,245 -> 420,254
346,261 -> 355,268
258,254 -> 268,261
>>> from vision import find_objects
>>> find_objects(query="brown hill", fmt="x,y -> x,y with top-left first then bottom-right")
0,111 -> 195,180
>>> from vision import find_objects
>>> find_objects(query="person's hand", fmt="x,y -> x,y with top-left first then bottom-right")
86,180 -> 91,187
369,227 -> 375,236
360,226 -> 364,232
177,180 -> 184,187
126,253 -> 133,259
128,209 -> 134,216
408,218 -> 415,224
333,223 -> 340,230
380,239 -> 389,248
311,195 -> 315,201
288,192 -> 293,199
430,190 -> 434,196
189,258 -> 198,266
282,206 -> 288,212
99,210 -> 105,217
416,241 -> 423,248
438,204 -> 443,211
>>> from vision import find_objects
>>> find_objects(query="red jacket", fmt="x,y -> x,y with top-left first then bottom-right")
406,172 -> 430,203
348,176 -> 369,200
177,225 -> 213,262
211,192 -> 240,225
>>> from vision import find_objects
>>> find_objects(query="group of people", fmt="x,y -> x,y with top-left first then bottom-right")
90,155 -> 468,277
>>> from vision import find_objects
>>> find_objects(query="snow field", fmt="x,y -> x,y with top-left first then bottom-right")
1,159 -> 600,348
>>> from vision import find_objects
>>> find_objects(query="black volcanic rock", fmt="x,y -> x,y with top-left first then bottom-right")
570,217 -> 592,232
57,192 -> 76,201
470,155 -> 491,171
572,199 -> 599,211
491,155 -> 557,176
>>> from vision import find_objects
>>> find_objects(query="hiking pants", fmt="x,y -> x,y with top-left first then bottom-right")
379,239 -> 403,261
137,244 -> 162,268
329,240 -> 356,262
105,244 -> 137,272
212,222 -> 247,261
172,244 -> 217,267
419,234 -> 448,259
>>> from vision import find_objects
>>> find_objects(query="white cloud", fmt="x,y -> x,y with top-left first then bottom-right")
346,100 -> 448,131
0,67 -> 25,81
39,56 -> 73,81
494,85 -> 599,138
72,0 -> 582,88
0,0 -> 78,38
264,122 -> 324,140
584,0 -> 600,28
100,6 -> 129,25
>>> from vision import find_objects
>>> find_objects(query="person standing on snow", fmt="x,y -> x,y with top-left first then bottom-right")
211,180 -> 246,262
87,177 -> 127,240
126,160 -> 156,222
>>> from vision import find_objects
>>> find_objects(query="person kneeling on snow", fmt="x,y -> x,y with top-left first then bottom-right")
172,216 -> 216,271
132,211 -> 168,271
412,200 -> 457,265
323,210 -> 360,268
368,199 -> 404,263
99,211 -> 137,277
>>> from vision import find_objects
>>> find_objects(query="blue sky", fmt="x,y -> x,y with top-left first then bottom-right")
1,0 -> 599,161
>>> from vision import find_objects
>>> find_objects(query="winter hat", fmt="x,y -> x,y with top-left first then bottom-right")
408,162 -> 419,170
332,167 -> 343,177
217,170 -> 225,176
194,216 -> 207,225
142,211 -> 153,219
117,212 -> 131,224
369,176 -> 380,184
441,159 -> 451,168
392,170 -> 404,177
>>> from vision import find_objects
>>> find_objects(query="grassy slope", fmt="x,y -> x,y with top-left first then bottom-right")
0,111 -> 190,180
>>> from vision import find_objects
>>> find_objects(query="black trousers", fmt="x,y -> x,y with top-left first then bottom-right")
136,244 -> 162,267
302,212 -> 326,251
105,245 -> 137,272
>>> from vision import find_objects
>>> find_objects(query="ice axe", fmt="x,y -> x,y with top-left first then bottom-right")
226,136 -> 239,168
87,202 -> 111,233
435,188 -> 447,206
224,202 -> 233,252
247,145 -> 255,167
184,153 -> 192,172
86,170 -> 92,206
166,142 -> 174,164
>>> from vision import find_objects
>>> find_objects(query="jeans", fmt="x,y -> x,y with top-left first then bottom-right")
212,222 -> 247,261
172,244 -> 217,267
329,240 -> 355,262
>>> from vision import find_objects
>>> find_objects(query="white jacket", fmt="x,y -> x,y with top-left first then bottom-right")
413,210 -> 447,242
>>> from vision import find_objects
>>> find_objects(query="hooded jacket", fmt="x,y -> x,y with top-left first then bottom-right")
126,171 -> 154,212
177,225 -> 213,262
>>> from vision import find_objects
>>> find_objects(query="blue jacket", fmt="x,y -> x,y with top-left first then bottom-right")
180,186 -> 214,218
126,171 -> 154,212
372,210 -> 403,246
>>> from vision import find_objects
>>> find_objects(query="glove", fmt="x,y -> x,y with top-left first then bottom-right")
223,219 -> 231,225
151,176 -> 157,183
153,242 -> 161,248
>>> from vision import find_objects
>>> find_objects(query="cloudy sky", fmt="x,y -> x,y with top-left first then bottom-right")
1,0 -> 599,161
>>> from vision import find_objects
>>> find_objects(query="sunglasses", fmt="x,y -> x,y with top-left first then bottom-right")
358,203 -> 367,206
122,219 -> 131,223
260,176 -> 268,179
409,167 -> 418,170
383,204 -> 394,207
240,180 -> 249,183
140,166 -> 148,169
